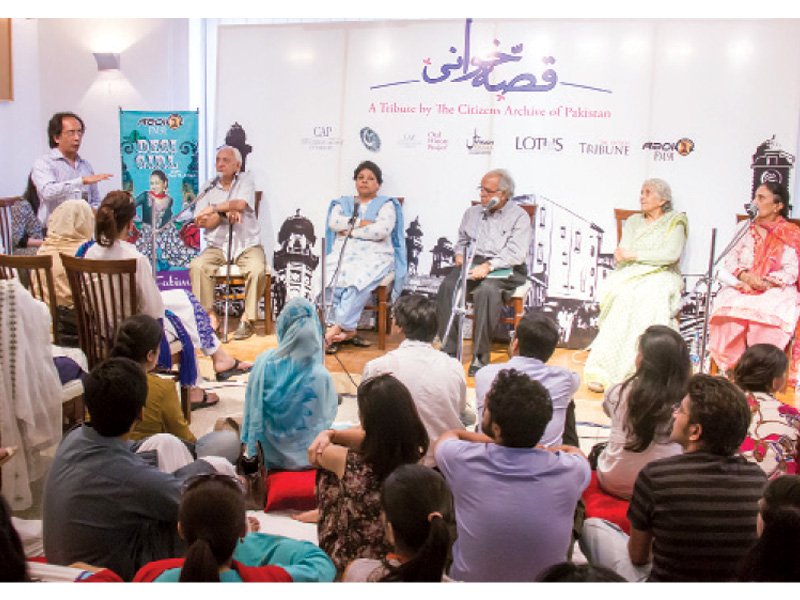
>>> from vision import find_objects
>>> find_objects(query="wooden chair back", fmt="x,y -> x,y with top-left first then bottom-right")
614,208 -> 639,243
470,201 -> 536,222
0,254 -> 60,343
0,196 -> 19,255
60,253 -> 138,369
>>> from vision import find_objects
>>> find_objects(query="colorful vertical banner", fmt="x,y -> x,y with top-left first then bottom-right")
119,109 -> 200,290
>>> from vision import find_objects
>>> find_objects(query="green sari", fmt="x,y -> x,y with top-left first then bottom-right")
584,210 -> 688,388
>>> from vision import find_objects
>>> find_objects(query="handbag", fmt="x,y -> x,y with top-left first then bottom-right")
236,440 -> 267,511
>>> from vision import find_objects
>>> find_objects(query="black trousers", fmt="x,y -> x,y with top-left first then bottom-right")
436,257 -> 526,362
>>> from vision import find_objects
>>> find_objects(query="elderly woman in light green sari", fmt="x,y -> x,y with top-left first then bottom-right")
584,179 -> 688,392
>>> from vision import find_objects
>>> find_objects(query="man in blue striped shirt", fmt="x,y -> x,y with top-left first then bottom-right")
31,112 -> 112,224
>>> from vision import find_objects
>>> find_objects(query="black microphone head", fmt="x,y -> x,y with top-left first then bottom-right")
745,201 -> 758,219
485,197 -> 499,211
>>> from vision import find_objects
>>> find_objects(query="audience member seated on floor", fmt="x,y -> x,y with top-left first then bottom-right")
435,369 -> 590,582
241,297 -> 337,470
0,494 -> 29,582
738,474 -> 800,581
581,374 -> 767,582
595,325 -> 690,499
307,374 -> 429,577
42,357 -> 234,581
82,190 -> 252,408
0,279 -> 63,511
133,475 -> 335,582
343,464 -> 453,582
536,561 -> 626,583
733,343 -> 800,478
111,314 -> 241,463
363,294 -> 473,467
474,312 -> 579,447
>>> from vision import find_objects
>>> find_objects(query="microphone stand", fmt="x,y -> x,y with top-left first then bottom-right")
321,199 -> 361,332
219,174 -> 240,343
695,213 -> 755,373
441,205 -> 491,363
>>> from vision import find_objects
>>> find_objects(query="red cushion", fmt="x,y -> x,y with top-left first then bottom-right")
582,471 -> 631,534
264,469 -> 317,512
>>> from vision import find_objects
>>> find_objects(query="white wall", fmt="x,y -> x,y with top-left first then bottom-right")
0,18 -> 190,197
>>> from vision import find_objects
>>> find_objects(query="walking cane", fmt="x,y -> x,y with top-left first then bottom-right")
221,218 -> 235,343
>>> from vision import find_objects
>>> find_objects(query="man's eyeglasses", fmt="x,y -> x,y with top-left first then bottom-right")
181,472 -> 245,495
477,186 -> 500,195
61,129 -> 84,138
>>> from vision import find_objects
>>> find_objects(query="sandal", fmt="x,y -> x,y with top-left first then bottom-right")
216,359 -> 252,382
347,335 -> 372,348
325,342 -> 340,355
191,390 -> 220,411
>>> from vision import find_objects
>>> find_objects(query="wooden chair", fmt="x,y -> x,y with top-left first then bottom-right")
213,191 -> 273,335
0,254 -> 61,344
614,208 -> 639,243
61,253 -> 192,423
0,196 -> 19,255
60,253 -> 139,370
359,197 -> 405,350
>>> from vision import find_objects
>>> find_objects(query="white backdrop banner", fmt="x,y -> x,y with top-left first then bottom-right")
215,18 -> 800,343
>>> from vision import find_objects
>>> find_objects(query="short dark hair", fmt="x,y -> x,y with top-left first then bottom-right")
392,294 -> 438,343
354,160 -> 382,185
357,374 -> 429,480
733,343 -> 788,393
47,112 -> 85,148
85,357 -> 147,437
687,374 -> 751,456
111,314 -> 163,364
484,369 -> 553,448
150,169 -> 168,185
515,312 -> 559,361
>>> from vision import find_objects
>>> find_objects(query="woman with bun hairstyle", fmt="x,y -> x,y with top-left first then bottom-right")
81,191 -> 252,408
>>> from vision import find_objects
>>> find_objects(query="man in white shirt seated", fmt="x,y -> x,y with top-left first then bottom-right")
362,294 -> 474,467
190,146 -> 267,340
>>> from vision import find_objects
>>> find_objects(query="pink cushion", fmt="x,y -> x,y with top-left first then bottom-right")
264,469 -> 317,512
582,471 -> 631,534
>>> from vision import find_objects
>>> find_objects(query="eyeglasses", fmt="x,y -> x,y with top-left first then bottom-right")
477,186 -> 500,195
181,472 -> 245,495
61,129 -> 84,138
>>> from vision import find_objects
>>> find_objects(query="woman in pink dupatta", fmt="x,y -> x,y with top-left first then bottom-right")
709,183 -> 800,377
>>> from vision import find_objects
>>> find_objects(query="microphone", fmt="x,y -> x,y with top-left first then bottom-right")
482,197 -> 499,218
744,201 -> 758,220
349,198 -> 360,226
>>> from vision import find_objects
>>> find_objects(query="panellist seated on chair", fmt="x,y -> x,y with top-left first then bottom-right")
709,182 -> 800,374
81,191 -> 252,407
189,146 -> 267,341
435,169 -> 531,376
323,160 -> 406,355
584,178 -> 688,393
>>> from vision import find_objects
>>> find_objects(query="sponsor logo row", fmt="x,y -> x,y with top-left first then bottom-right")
305,126 -> 695,160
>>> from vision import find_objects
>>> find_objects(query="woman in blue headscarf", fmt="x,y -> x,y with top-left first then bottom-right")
241,297 -> 338,470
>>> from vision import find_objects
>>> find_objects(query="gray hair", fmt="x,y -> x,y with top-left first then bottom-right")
217,145 -> 242,165
642,178 -> 673,211
486,169 -> 515,198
